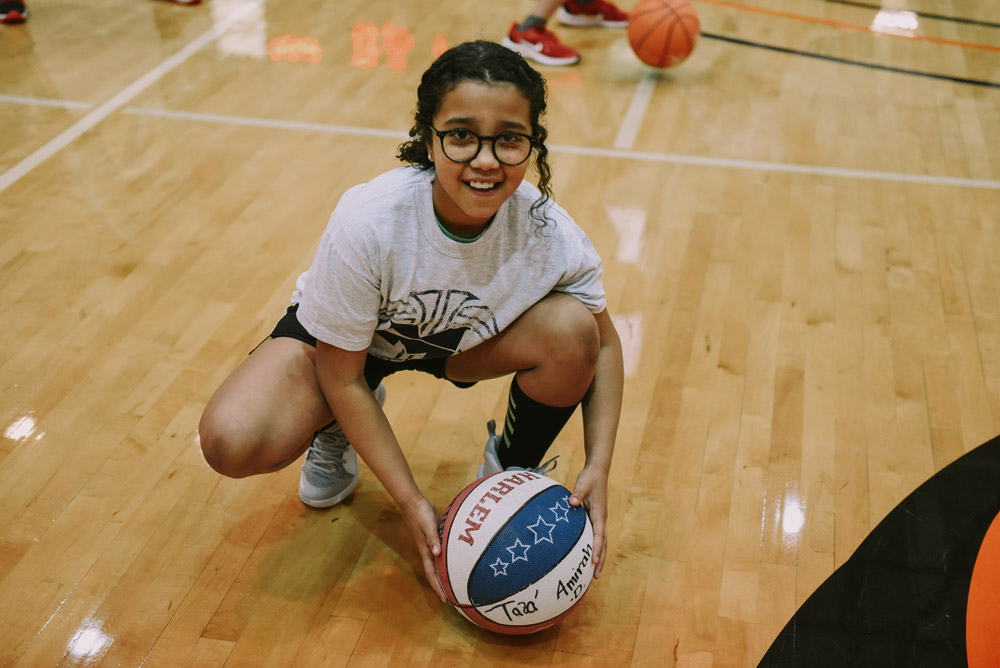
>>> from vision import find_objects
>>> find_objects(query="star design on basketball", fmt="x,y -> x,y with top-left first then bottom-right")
506,537 -> 531,563
490,557 -> 509,577
528,514 -> 556,544
550,498 -> 571,523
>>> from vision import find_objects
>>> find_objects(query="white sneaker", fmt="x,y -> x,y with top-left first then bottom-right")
298,383 -> 386,508
477,420 -> 505,478
476,419 -> 559,479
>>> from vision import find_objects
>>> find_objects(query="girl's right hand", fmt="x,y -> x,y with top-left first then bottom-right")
403,495 -> 447,603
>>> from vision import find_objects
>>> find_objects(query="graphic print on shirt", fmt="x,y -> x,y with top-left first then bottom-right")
378,289 -> 499,360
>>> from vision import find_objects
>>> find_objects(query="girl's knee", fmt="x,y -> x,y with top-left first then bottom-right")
528,295 -> 601,370
198,411 -> 262,479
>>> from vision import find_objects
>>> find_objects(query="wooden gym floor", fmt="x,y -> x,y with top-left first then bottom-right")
1,0 -> 998,665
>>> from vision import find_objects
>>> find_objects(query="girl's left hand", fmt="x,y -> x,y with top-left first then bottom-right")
568,466 -> 609,579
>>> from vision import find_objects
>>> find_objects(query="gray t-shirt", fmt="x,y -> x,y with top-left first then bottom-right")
296,166 -> 606,362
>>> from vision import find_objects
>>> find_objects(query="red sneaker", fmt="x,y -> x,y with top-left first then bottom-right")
502,22 -> 581,66
0,1 -> 27,23
558,0 -> 629,28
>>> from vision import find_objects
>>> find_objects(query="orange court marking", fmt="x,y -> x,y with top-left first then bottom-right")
967,511 -> 1000,668
694,0 -> 1000,53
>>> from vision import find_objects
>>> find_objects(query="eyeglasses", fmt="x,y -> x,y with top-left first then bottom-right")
430,126 -> 536,166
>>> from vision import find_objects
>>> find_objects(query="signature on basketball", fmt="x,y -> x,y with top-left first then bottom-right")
485,589 -> 540,621
556,543 -> 593,601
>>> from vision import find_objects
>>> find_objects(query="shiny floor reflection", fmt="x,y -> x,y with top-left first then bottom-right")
758,435 -> 1000,668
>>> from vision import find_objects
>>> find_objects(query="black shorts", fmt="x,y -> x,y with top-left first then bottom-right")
265,304 -> 476,390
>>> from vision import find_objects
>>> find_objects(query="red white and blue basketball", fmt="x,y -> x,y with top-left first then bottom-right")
436,470 -> 595,634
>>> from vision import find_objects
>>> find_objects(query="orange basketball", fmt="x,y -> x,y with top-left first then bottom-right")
627,0 -> 700,68
967,511 -> 1000,668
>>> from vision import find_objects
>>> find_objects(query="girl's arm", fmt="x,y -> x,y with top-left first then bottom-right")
570,308 -> 624,579
313,341 -> 446,602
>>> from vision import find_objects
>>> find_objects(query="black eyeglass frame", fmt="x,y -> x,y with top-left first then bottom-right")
429,126 -> 538,166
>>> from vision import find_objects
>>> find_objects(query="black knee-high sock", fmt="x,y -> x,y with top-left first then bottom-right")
498,376 -> 579,470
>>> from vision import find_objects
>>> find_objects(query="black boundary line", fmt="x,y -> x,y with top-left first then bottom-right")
701,32 -> 1000,89
820,0 -> 1000,30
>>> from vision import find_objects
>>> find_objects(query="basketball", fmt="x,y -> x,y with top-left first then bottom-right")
627,0 -> 701,68
436,470 -> 595,635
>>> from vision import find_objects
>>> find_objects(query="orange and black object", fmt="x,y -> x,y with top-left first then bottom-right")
759,435 -> 1000,668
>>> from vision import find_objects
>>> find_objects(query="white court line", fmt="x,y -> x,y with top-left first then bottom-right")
121,106 -> 1000,190
5,86 -> 998,191
0,94 -> 92,110
549,144 -> 1000,190
613,72 -> 657,150
123,107 -> 410,141
0,1 -> 262,195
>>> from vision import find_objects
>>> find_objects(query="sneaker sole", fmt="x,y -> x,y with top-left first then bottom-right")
0,11 -> 26,23
299,472 -> 358,508
556,6 -> 627,28
501,36 -> 580,67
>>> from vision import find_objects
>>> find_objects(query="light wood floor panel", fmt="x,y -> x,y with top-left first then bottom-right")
3,0 -> 1000,665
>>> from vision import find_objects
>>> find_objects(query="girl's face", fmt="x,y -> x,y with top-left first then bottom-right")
428,81 -> 533,238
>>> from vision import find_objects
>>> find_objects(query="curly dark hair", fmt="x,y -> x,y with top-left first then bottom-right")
397,41 -> 552,222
